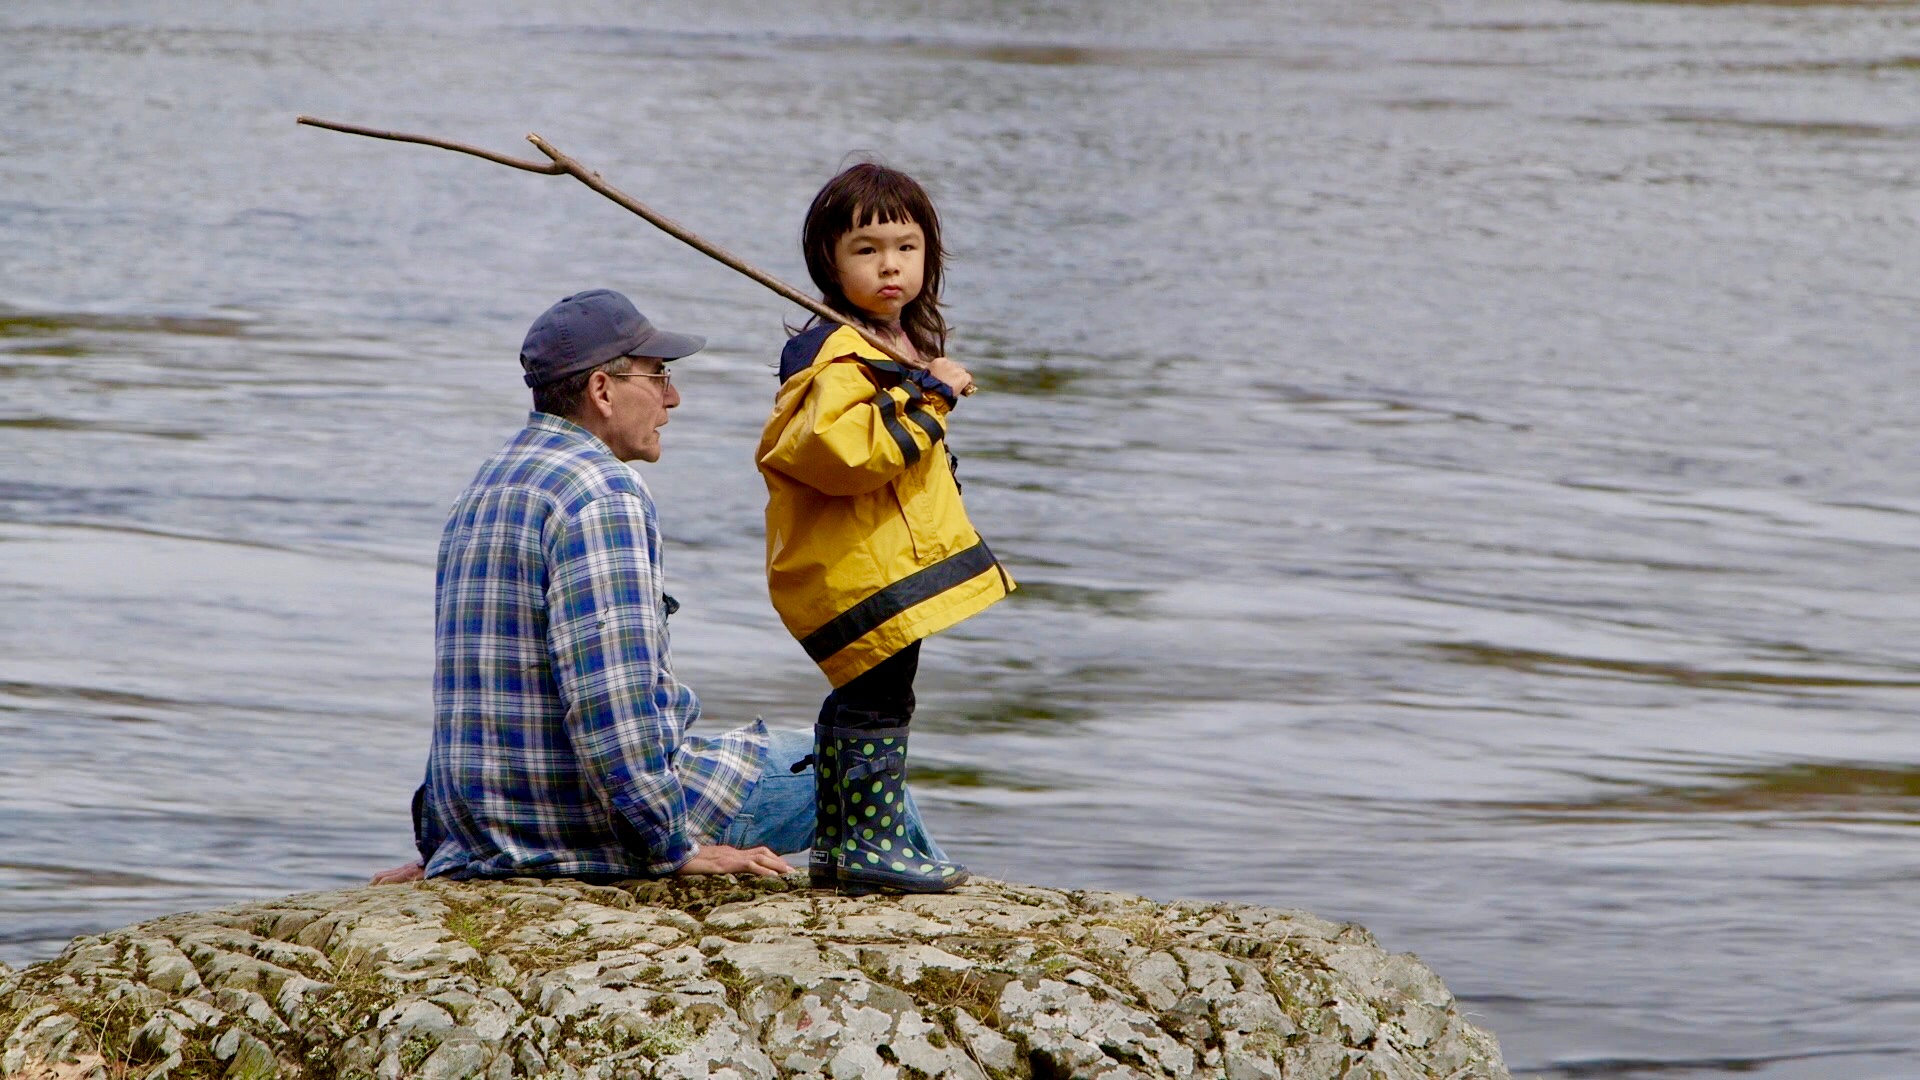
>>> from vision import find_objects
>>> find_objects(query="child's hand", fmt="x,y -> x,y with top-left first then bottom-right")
928,356 -> 976,397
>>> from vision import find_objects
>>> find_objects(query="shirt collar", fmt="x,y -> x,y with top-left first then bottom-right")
528,410 -> 617,459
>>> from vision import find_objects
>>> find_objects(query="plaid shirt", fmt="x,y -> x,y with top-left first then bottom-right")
415,412 -> 767,878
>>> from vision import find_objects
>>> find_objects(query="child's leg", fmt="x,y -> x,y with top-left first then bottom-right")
826,641 -> 920,724
815,643 -> 966,894
822,719 -> 969,894
811,643 -> 921,885
834,642 -> 942,859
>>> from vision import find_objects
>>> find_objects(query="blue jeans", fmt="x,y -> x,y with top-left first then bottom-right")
719,727 -> 949,861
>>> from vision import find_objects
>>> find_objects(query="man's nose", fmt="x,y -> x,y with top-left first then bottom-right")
665,382 -> 681,408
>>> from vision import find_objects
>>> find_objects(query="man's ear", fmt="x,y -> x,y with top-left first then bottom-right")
585,370 -> 617,419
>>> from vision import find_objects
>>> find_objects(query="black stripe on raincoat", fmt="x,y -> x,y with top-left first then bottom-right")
801,540 -> 999,663
872,389 -> 921,466
903,407 -> 944,446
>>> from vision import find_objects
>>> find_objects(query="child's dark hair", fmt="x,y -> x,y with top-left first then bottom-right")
802,162 -> 948,362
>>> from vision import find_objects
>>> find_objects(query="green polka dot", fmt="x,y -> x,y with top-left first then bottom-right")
883,738 -> 897,746
880,839 -> 892,851
864,805 -> 877,818
880,815 -> 892,827
868,852 -> 881,864
850,791 -> 861,804
919,864 -> 933,873
871,781 -> 883,794
942,866 -> 958,876
862,828 -> 874,840
884,792 -> 895,805
863,743 -> 876,755
891,861 -> 907,872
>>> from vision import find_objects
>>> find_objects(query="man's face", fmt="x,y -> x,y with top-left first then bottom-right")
604,357 -> 679,462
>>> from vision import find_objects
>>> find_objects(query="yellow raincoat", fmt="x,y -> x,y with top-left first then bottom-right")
757,324 -> 1013,687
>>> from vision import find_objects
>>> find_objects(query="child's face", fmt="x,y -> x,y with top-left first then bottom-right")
833,217 -> 925,322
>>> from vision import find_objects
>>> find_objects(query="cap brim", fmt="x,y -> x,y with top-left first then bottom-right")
626,326 -> 706,361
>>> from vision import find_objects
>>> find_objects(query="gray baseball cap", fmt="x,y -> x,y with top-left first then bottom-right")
519,289 -> 706,388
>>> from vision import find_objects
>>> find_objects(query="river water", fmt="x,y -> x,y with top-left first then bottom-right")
3,2 -> 1917,1076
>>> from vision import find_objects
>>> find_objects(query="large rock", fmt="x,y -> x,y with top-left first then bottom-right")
0,876 -> 1507,1079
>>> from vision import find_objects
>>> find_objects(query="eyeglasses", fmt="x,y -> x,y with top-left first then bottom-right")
609,369 -> 672,388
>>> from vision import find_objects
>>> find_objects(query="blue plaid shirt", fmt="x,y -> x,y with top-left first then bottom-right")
415,412 -> 767,878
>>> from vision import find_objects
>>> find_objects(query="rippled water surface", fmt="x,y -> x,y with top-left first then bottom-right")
3,2 -> 1918,1076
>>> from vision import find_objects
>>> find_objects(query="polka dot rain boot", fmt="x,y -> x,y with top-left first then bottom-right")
825,722 -> 969,896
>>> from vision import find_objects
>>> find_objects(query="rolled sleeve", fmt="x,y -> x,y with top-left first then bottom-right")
546,492 -> 698,872
905,367 -> 957,407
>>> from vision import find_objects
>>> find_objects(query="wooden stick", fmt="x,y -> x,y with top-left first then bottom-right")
296,115 -> 563,174
295,114 -> 926,373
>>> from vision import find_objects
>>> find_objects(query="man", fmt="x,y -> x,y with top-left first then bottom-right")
373,289 -> 953,886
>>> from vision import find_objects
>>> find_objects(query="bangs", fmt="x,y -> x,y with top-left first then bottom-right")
851,195 -> 918,229
823,165 -> 935,234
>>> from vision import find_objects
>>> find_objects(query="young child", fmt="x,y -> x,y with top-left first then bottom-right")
756,163 -> 1014,895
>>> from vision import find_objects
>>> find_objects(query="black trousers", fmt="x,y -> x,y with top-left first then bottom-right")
817,640 -> 921,729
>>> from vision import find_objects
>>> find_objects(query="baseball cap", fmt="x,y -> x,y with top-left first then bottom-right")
519,289 -> 706,388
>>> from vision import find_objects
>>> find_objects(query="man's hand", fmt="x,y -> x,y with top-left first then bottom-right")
370,860 -> 425,885
673,845 -> 791,878
926,357 -> 975,397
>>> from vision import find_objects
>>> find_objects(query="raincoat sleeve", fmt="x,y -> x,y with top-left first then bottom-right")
759,357 -> 950,497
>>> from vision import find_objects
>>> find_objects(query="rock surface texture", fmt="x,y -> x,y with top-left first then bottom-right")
1,876 -> 1507,1079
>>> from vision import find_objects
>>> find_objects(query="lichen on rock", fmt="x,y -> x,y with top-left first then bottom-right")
0,876 -> 1508,1079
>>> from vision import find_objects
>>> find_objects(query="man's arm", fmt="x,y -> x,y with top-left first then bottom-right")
545,491 -> 706,875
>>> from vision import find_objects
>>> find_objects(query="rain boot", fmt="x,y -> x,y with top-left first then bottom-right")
825,722 -> 969,895
809,721 -> 840,888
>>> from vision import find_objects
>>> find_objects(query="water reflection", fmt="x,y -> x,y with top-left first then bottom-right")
1501,762 -> 1920,825
895,41 -> 1273,69
942,688 -> 1100,732
973,363 -> 1091,397
1723,57 -> 1920,74
1606,0 -> 1905,7
1657,111 -> 1909,139
1005,579 -> 1150,616
1430,643 -> 1920,691
0,417 -> 206,439
0,309 -> 248,338
904,762 -> 1062,793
